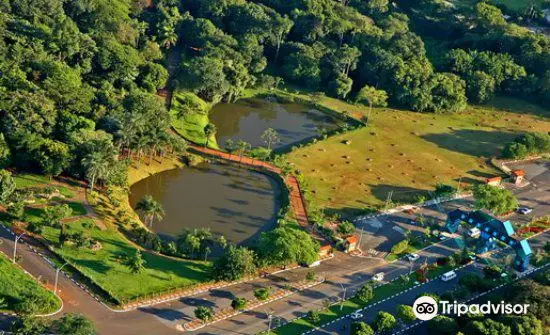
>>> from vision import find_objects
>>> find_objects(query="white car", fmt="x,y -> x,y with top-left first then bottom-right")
440,270 -> 457,282
517,207 -> 533,215
372,272 -> 385,282
405,253 -> 420,262
350,312 -> 364,320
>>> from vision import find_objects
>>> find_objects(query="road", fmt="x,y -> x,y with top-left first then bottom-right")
0,160 -> 547,335
309,230 -> 550,335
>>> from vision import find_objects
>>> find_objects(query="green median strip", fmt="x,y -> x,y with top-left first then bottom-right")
264,264 -> 455,335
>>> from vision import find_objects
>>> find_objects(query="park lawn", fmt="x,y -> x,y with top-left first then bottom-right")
170,90 -> 218,148
13,174 -> 51,188
0,252 -> 61,314
269,264 -> 454,334
40,218 -> 213,304
285,95 -> 550,217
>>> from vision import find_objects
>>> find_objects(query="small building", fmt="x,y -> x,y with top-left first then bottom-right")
318,245 -> 333,258
344,235 -> 359,253
511,170 -> 525,185
486,176 -> 502,186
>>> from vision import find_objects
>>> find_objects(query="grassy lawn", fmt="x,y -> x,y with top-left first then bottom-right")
285,95 -> 550,216
40,218 -> 213,304
170,90 -> 218,148
0,252 -> 61,314
268,264 -> 454,334
13,174 -> 51,188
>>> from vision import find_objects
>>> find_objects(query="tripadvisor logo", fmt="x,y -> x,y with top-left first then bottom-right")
413,296 -> 529,321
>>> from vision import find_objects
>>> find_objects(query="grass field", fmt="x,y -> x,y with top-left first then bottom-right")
40,218 -> 212,304
285,95 -> 550,217
0,252 -> 61,314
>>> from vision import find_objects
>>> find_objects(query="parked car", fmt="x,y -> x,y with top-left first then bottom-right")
517,207 -> 533,215
372,272 -> 385,282
440,270 -> 457,282
405,253 -> 420,262
467,227 -> 481,238
350,311 -> 364,320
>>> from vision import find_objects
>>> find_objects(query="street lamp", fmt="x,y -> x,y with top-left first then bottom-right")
338,283 -> 347,311
54,262 -> 69,295
12,233 -> 25,264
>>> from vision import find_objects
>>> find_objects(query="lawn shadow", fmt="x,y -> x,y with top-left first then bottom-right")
421,129 -> 521,158
368,184 -> 428,203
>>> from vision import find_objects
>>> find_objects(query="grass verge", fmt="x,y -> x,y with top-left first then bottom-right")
0,252 -> 61,314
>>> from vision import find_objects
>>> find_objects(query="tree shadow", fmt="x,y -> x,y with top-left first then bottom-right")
421,129 -> 521,158
369,184 -> 429,203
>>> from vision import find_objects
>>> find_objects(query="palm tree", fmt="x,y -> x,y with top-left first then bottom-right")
135,195 -> 165,228
159,24 -> 178,49
81,152 -> 109,191
203,123 -> 217,148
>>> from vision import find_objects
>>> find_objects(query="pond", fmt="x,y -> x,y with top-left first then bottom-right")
129,162 -> 281,245
209,97 -> 340,149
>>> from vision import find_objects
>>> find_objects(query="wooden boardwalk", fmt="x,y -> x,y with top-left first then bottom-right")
189,145 -> 312,231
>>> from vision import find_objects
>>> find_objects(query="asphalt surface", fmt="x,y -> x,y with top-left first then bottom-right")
308,230 -> 550,335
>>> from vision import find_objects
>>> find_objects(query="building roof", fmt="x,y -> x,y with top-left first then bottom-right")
319,245 -> 332,251
346,235 -> 358,244
512,170 -> 525,176
516,239 -> 532,257
486,176 -> 502,183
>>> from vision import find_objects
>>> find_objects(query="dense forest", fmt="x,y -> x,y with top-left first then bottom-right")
0,0 -> 549,182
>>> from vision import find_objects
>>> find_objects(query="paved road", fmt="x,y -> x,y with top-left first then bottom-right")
310,230 -> 550,335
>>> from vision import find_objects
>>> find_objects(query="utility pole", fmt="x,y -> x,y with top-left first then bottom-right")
357,220 -> 366,253
456,175 -> 463,197
54,262 -> 69,295
13,233 -> 25,263
384,191 -> 393,211
338,283 -> 347,311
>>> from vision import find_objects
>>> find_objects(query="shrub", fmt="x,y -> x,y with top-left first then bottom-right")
307,310 -> 321,323
306,271 -> 316,281
231,298 -> 248,311
254,288 -> 271,301
194,306 -> 214,322
337,221 -> 355,235
391,239 -> 409,255
428,315 -> 458,334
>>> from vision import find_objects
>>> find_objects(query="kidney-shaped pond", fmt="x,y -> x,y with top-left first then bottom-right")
129,162 -> 281,245
210,97 -> 340,149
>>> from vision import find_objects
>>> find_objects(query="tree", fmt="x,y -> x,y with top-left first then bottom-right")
235,140 -> 251,163
36,139 -> 70,178
11,316 -> 49,335
434,183 -> 456,198
499,315 -> 543,335
428,315 -> 458,334
355,85 -> 388,120
391,239 -> 409,255
261,128 -> 280,151
135,195 -> 165,228
351,321 -> 374,335
42,204 -> 73,227
307,310 -> 321,323
81,152 -> 110,191
337,221 -> 355,235
53,313 -> 96,335
126,249 -> 146,274
258,224 -> 320,266
473,185 -> 519,215
213,245 -> 257,281
328,73 -> 353,99
203,123 -> 217,148
0,133 -> 11,167
194,306 -> 214,322
374,311 -> 396,332
356,284 -> 374,302
464,319 -> 511,335
396,305 -> 415,323
0,169 -> 16,203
